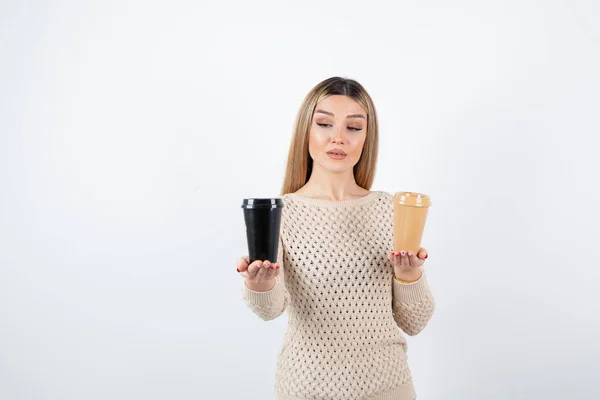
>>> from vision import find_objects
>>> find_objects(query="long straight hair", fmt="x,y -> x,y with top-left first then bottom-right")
280,76 -> 379,196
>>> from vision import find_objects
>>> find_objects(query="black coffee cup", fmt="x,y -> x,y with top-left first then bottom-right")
241,198 -> 284,264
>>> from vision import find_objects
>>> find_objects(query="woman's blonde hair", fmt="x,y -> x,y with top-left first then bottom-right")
280,76 -> 379,196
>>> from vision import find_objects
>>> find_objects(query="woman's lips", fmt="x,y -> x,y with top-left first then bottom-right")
327,152 -> 347,160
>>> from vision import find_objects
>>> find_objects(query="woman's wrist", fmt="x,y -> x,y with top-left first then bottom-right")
393,268 -> 422,283
245,279 -> 276,292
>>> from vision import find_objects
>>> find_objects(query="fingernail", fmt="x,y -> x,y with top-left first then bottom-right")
270,264 -> 275,269
408,252 -> 412,257
236,268 -> 240,272
425,254 -> 429,259
400,251 -> 406,256
276,264 -> 280,269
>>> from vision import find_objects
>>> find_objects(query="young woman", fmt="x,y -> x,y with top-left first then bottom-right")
236,76 -> 435,400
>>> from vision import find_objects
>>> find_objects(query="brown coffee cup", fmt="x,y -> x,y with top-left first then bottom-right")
393,192 -> 431,254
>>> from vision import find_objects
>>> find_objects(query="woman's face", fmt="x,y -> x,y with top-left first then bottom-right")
308,95 -> 367,173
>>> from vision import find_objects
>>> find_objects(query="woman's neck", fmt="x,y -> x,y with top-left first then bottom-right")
295,172 -> 369,201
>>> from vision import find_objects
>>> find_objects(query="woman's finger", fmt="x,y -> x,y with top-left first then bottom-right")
399,250 -> 409,267
248,260 -> 264,279
417,248 -> 428,260
265,263 -> 278,280
387,251 -> 395,263
236,256 -> 250,272
257,261 -> 271,281
407,251 -> 423,267
392,251 -> 402,265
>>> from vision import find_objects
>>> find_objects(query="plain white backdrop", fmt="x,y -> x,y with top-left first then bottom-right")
1,0 -> 599,399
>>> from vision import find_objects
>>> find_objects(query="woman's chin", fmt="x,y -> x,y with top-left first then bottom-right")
318,160 -> 355,173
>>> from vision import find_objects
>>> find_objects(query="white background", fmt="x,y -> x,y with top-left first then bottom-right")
1,1 -> 599,399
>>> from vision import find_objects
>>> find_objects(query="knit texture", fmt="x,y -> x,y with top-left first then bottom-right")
241,190 -> 435,400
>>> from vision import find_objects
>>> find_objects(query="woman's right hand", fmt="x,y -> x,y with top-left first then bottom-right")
236,256 -> 280,292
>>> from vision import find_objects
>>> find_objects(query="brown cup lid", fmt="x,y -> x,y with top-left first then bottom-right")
394,192 -> 431,207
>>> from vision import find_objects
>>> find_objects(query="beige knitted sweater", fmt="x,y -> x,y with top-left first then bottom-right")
241,190 -> 435,400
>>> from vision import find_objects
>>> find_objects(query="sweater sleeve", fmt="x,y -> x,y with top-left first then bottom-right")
391,270 -> 435,336
241,235 -> 290,321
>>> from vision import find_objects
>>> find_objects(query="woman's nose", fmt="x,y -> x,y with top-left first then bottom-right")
331,125 -> 345,143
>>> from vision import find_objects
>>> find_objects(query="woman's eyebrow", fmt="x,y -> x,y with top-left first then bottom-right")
315,109 -> 365,119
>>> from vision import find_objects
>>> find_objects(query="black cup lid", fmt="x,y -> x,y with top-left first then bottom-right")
242,198 -> 284,209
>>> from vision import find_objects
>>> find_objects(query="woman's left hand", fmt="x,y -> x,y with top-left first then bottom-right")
387,248 -> 428,282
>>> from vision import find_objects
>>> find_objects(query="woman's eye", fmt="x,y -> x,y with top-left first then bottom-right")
316,122 -> 362,131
